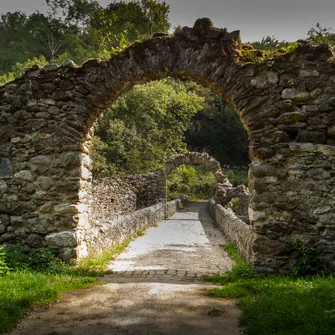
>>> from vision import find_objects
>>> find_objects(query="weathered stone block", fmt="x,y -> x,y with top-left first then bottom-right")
251,72 -> 279,89
46,231 -> 78,247
0,158 -> 13,179
30,155 -> 53,166
281,88 -> 309,101
14,170 -> 34,181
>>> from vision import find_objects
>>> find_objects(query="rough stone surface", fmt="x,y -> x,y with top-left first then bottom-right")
1,20 -> 335,272
0,158 -> 13,179
208,199 -> 254,263
122,152 -> 233,208
46,231 -> 78,248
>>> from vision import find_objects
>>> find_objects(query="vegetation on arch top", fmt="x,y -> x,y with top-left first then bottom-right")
6,21 -> 335,84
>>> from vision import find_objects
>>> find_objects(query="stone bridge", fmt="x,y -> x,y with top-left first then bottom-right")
1,18 -> 335,272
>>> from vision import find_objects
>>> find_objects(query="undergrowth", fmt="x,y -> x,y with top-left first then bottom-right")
204,244 -> 335,335
239,42 -> 299,65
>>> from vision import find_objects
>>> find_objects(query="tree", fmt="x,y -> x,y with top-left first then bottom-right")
0,11 -> 31,74
185,87 -> 249,166
90,0 -> 170,53
92,78 -> 203,177
45,0 -> 101,28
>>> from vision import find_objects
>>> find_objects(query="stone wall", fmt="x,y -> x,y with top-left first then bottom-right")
89,178 -> 137,222
1,18 -> 335,271
119,152 -> 232,207
208,199 -> 254,265
79,199 -> 186,259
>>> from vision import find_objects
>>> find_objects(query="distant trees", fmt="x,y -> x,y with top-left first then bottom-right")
92,79 -> 203,177
185,87 -> 249,167
0,0 -> 170,77
92,79 -> 250,177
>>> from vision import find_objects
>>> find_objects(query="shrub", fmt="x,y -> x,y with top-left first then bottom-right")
2,245 -> 63,273
291,241 -> 329,277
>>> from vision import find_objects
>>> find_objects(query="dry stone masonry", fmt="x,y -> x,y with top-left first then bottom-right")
0,18 -> 335,272
121,152 -> 233,207
88,152 -> 232,246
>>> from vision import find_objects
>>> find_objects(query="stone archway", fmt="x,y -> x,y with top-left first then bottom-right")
131,152 -> 233,205
1,19 -> 335,272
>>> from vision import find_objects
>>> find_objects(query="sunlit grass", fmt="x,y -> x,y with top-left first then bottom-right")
204,244 -> 335,335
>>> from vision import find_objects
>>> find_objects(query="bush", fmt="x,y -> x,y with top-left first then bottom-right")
167,165 -> 216,201
291,241 -> 329,277
226,170 -> 248,186
2,245 -> 63,273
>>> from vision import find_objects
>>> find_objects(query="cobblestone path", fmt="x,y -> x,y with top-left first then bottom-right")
106,201 -> 234,283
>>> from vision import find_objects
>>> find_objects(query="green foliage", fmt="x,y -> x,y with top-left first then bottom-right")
0,247 -> 10,275
173,24 -> 183,36
231,198 -> 239,209
291,241 -> 329,277
1,245 -> 63,273
204,244 -> 335,335
77,237 -> 132,273
92,79 -> 203,177
185,88 -> 249,166
136,229 -> 145,237
0,270 -> 97,333
167,165 -> 216,201
307,23 -> 335,47
240,42 -> 299,64
0,0 -> 170,76
226,170 -> 248,186
251,36 -> 290,50
0,55 -> 48,86
0,72 -> 15,86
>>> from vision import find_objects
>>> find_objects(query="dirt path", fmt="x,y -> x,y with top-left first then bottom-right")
9,202 -> 242,335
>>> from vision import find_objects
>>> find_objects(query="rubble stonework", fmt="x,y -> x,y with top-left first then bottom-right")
122,152 -> 232,207
1,19 -> 335,272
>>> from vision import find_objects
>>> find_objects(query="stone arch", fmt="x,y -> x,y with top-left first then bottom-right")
1,19 -> 335,272
138,152 -> 233,205
161,152 -> 232,201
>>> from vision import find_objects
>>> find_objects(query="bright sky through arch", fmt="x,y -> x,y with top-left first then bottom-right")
0,0 -> 334,42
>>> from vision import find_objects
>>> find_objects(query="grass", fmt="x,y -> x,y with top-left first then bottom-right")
0,270 -> 97,333
204,244 -> 335,335
0,237 -> 133,333
77,237 -> 132,273
136,229 -> 145,237
239,42 -> 299,65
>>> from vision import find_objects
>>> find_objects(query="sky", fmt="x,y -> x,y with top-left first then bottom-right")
0,0 -> 334,42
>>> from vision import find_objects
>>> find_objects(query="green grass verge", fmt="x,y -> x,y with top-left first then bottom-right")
0,270 -> 97,333
204,244 -> 335,335
76,237 -> 132,273
0,237 -> 133,333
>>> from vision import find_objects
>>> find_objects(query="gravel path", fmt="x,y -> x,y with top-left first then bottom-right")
9,202 -> 241,335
